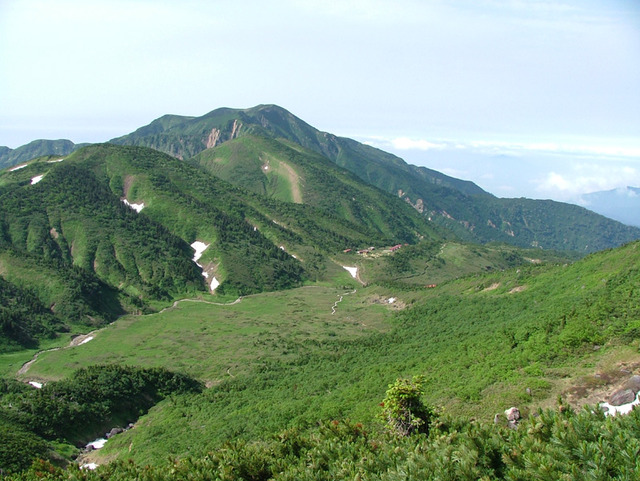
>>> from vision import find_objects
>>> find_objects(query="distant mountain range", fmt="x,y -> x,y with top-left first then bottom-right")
2,105 -> 639,255
580,187 -> 640,228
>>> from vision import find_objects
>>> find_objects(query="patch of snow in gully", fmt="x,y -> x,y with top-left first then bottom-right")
9,164 -> 27,171
29,381 -> 43,389
122,199 -> 145,212
191,241 -> 219,292
31,175 -> 44,185
600,392 -> 640,416
87,438 -> 107,449
342,266 -> 358,278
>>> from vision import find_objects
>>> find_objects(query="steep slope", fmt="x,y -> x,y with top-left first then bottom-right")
0,143 -> 442,349
191,134 -> 439,241
111,104 -> 640,253
0,139 -> 86,170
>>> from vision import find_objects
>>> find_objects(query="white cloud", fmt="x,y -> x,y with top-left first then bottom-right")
536,164 -> 640,201
391,137 -> 447,151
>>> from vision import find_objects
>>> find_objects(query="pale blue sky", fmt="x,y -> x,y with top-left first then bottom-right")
1,0 -> 639,202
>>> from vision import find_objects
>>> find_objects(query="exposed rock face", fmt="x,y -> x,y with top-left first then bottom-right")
206,128 -> 221,148
609,388 -> 636,406
230,119 -> 242,139
205,120 -> 242,149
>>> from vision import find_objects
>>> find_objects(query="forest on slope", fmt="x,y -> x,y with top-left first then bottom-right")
111,104 -> 640,252
1,239 -> 638,476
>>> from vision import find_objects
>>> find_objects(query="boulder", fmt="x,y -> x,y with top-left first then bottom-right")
624,375 -> 640,394
106,427 -> 124,438
505,407 -> 520,422
504,407 -> 520,428
609,388 -> 635,406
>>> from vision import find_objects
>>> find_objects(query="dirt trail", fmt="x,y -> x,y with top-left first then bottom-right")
331,289 -> 357,315
158,296 -> 243,314
18,329 -> 101,376
19,297 -> 243,377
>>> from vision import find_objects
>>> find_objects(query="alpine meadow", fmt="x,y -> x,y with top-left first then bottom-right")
1,105 -> 640,480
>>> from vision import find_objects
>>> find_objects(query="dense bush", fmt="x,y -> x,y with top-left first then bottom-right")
0,365 -> 202,474
5,406 -> 640,480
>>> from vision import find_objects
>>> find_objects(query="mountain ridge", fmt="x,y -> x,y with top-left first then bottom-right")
2,105 -> 639,253
110,104 -> 640,253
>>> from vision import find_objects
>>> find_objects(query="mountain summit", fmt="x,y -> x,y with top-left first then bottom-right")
111,104 -> 640,253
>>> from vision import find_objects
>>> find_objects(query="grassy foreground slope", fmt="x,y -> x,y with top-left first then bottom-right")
15,240 -> 638,468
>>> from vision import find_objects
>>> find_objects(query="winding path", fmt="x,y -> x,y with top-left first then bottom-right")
331,289 -> 357,315
158,296 -> 243,314
18,329 -> 102,376
18,297 -> 243,377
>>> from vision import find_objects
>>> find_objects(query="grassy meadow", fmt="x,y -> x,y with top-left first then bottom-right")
18,279 -> 397,383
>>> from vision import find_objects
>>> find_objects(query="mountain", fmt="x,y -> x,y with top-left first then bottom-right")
0,139 -> 86,170
0,142 -> 441,349
111,104 -> 640,253
580,186 -> 640,227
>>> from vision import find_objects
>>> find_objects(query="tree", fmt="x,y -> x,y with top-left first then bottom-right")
379,376 -> 434,436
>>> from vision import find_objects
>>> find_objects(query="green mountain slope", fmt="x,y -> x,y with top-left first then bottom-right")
0,140 -> 87,170
0,143 -> 442,351
111,104 -> 640,253
13,238 -> 640,468
191,134 -> 439,241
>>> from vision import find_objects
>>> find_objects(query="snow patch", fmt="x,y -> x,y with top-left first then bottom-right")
343,266 -> 358,278
87,438 -> 107,450
122,199 -> 145,213
30,175 -> 44,185
388,297 -> 396,304
47,158 -> 65,163
78,336 -> 94,345
191,241 -> 209,264
9,164 -> 27,171
82,463 -> 99,470
191,241 -> 219,292
29,381 -> 43,389
600,392 -> 640,416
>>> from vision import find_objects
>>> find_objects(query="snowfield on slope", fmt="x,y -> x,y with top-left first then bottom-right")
342,266 -> 358,278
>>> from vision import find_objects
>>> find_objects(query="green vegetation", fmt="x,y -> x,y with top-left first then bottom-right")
5,406 -> 640,480
0,142 -> 442,351
0,365 -> 201,474
1,107 -> 639,478
8,240 -> 637,470
112,104 -> 640,253
192,135 -> 435,244
379,376 -> 434,436
0,140 -> 86,171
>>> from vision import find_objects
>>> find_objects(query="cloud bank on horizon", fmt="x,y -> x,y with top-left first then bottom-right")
1,0 -> 638,203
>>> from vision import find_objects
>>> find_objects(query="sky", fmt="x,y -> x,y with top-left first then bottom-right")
1,0 -> 639,204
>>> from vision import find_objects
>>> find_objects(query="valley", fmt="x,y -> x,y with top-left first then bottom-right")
0,105 -> 639,479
